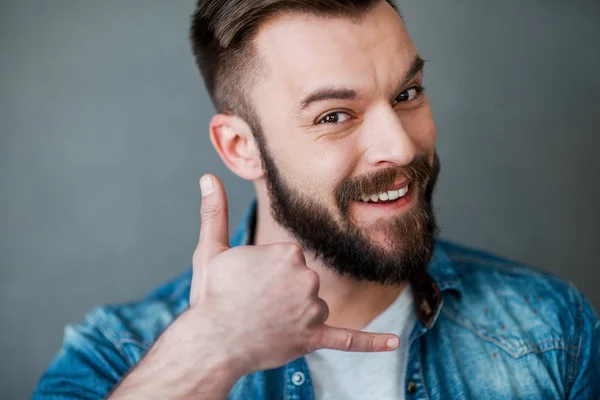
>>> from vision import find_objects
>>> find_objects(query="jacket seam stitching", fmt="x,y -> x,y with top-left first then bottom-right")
442,308 -> 578,358
88,312 -> 132,365
444,307 -> 576,349
447,255 -> 553,278
418,353 -> 431,400
118,338 -> 149,350
566,285 -> 584,397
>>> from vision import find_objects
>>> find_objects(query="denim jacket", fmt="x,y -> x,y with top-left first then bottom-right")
33,203 -> 599,399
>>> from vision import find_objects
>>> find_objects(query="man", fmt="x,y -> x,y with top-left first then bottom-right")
33,0 -> 599,399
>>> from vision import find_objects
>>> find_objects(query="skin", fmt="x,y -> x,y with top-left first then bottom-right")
109,1 -> 437,398
211,1 -> 437,329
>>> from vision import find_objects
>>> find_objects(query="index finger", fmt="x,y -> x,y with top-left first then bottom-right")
314,325 -> 400,353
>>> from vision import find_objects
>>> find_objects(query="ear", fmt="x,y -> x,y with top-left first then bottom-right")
209,114 -> 264,181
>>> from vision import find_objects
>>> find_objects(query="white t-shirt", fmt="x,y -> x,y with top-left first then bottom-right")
305,284 -> 416,400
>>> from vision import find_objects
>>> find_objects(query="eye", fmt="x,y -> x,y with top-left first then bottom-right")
316,111 -> 352,125
393,86 -> 423,105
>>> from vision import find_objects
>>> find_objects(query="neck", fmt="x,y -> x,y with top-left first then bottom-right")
253,196 -> 406,331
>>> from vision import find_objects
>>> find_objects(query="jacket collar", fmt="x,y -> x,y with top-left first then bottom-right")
230,200 -> 463,328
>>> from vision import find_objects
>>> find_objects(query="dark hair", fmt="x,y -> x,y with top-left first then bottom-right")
189,0 -> 399,126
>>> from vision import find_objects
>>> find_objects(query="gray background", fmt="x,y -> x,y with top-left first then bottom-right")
1,0 -> 599,398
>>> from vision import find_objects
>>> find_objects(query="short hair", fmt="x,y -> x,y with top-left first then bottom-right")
189,0 -> 400,126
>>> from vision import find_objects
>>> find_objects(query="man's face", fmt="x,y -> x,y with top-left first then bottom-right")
248,1 -> 439,284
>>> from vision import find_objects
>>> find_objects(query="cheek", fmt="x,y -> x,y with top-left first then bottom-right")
268,134 -> 357,204
401,103 -> 437,153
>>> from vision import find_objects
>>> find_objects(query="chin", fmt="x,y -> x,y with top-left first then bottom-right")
357,227 -> 400,250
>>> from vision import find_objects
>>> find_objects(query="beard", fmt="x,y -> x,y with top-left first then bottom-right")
254,132 -> 440,286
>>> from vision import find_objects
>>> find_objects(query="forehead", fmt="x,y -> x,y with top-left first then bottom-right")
251,2 -> 416,105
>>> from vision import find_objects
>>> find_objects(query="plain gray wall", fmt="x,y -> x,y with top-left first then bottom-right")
1,0 -> 599,398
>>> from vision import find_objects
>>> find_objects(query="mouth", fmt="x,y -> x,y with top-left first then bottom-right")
356,179 -> 412,204
347,179 -> 415,219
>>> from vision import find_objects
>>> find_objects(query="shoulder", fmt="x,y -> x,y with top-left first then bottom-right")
59,269 -> 192,366
439,239 -> 582,310
87,268 -> 193,353
34,270 -> 193,398
437,239 -> 594,359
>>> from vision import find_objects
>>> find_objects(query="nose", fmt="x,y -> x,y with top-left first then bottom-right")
361,106 -> 417,168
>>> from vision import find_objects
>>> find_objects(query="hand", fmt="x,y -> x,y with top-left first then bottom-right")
190,174 -> 400,374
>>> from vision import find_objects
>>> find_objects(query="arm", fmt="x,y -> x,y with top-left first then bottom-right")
111,174 -> 399,397
34,175 -> 399,399
32,308 -> 131,399
567,291 -> 600,399
107,310 -> 244,400
33,308 -> 244,400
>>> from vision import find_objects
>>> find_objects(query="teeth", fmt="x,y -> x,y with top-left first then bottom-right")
358,184 -> 410,203
387,190 -> 400,200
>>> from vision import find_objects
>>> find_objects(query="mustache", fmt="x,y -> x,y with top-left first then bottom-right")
335,155 -> 433,212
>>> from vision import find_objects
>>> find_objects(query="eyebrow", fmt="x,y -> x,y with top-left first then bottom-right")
396,54 -> 426,94
297,54 -> 426,112
298,88 -> 358,111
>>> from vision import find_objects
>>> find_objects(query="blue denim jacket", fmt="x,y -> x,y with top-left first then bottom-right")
34,203 -> 599,399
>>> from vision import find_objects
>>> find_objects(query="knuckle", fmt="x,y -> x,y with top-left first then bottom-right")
368,336 -> 377,352
343,332 -> 354,351
306,302 -> 322,319
201,204 -> 221,221
280,243 -> 305,261
304,269 -> 320,288
269,242 -> 291,255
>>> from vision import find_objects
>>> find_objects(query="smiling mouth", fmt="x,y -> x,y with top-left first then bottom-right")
357,182 -> 411,204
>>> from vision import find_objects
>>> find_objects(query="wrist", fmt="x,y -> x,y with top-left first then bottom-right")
110,309 -> 247,400
153,309 -> 248,394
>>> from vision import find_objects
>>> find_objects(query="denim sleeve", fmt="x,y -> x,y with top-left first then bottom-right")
32,308 -> 132,399
568,291 -> 600,399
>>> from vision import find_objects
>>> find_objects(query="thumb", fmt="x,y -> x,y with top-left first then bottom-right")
197,174 -> 230,264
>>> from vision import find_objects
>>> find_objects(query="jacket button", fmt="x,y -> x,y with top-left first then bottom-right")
291,371 -> 305,386
407,380 -> 418,395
